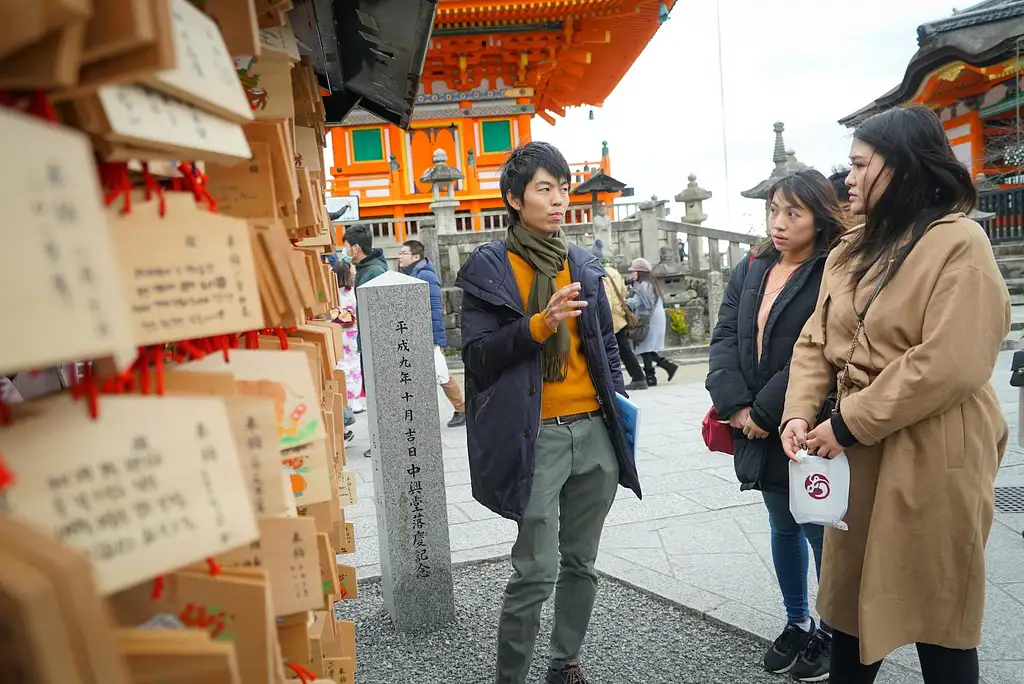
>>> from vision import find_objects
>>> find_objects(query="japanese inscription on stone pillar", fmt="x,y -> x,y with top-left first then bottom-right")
357,271 -> 455,631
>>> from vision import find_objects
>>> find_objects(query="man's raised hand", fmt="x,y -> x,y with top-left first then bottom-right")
542,282 -> 587,331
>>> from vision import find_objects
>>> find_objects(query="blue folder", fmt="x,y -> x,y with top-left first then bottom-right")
615,393 -> 641,463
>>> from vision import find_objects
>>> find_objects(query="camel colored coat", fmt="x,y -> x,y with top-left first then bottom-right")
782,213 -> 1010,665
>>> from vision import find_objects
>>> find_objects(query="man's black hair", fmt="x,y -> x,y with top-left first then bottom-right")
828,166 -> 850,202
403,239 -> 425,259
499,141 -> 572,223
343,223 -> 373,254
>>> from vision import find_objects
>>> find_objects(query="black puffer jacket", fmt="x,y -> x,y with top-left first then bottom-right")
706,252 -> 826,493
456,241 -> 642,521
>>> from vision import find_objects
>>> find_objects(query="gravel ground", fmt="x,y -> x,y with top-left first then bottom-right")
334,558 -> 786,684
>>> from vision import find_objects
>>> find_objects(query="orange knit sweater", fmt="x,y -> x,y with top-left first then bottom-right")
507,253 -> 600,420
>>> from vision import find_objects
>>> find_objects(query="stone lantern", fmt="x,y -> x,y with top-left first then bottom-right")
741,121 -> 807,230
419,148 -> 464,235
676,173 -> 711,225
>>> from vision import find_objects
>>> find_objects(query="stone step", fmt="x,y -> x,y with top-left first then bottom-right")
992,241 -> 1024,258
1005,278 -> 1024,296
997,255 -> 1024,281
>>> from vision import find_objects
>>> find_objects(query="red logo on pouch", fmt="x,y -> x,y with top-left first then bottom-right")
805,474 -> 830,500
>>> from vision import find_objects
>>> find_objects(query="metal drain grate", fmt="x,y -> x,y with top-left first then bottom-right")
994,486 -> 1024,513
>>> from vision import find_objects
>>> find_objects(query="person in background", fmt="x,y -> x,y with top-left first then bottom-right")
398,239 -> 466,428
782,106 -> 1009,684
343,222 -> 389,457
626,258 -> 677,386
332,258 -> 365,418
594,248 -> 647,390
456,141 -> 640,684
707,169 -> 845,680
829,166 -> 859,226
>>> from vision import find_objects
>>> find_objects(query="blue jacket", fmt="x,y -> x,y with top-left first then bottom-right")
456,241 -> 642,521
403,258 -> 446,347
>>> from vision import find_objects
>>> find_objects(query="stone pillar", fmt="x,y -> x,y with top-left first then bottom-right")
418,218 -> 441,275
707,270 -> 724,334
637,195 -> 666,263
357,271 -> 455,631
593,204 -> 613,255
431,199 -> 459,235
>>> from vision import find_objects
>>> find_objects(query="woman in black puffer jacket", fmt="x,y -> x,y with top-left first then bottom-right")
706,169 -> 844,681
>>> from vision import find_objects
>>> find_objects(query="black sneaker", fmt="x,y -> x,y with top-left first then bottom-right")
545,662 -> 588,684
790,629 -> 831,682
625,380 -> 648,391
764,620 -> 815,674
363,449 -> 371,458
344,430 -> 354,443
447,411 -> 466,428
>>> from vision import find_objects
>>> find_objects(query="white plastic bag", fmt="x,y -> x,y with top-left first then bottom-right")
788,449 -> 850,530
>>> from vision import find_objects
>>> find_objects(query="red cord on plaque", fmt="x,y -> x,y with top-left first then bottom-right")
100,162 -> 133,215
206,557 -> 222,576
69,364 -> 100,420
285,663 -> 317,684
0,452 -> 14,492
141,163 -> 167,217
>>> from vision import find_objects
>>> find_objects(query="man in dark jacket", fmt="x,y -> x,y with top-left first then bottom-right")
344,222 -> 389,457
456,142 -> 641,684
399,239 -> 466,428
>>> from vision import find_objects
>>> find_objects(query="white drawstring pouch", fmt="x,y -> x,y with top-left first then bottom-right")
789,449 -> 850,530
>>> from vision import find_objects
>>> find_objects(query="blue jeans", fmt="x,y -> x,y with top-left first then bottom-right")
762,490 -> 826,626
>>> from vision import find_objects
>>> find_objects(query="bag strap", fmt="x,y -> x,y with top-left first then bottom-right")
609,273 -> 631,311
833,271 -> 887,411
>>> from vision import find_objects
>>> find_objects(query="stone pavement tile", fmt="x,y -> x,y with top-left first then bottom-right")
603,492 -> 706,526
447,516 -> 517,553
1001,581 -> 1024,604
982,661 -> 1024,684
885,644 -> 924,674
995,463 -> 1024,486
658,516 -> 755,556
599,521 -> 665,551
634,468 -> 735,496
451,543 -> 511,565
984,522 -> 1024,585
595,552 -> 728,613
604,546 -> 674,575
978,583 -> 1024,662
703,464 -> 737,484
339,532 -> 378,570
667,552 -> 783,616
453,500 -> 501,522
443,467 -> 472,486
705,601 -> 781,642
444,483 -> 476,504
731,504 -> 773,535
635,451 -> 723,475
680,481 -> 763,510
352,514 -> 376,540
874,662 -> 925,684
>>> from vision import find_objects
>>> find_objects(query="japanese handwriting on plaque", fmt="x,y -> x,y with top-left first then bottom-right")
0,108 -> 135,375
149,0 -> 253,124
0,396 -> 258,594
107,193 -> 264,345
221,396 -> 292,518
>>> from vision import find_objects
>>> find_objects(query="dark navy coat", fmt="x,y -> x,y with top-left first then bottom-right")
706,252 -> 826,493
456,241 -> 643,521
405,258 -> 446,347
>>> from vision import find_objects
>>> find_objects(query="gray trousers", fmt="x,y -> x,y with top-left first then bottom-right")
495,416 -> 619,683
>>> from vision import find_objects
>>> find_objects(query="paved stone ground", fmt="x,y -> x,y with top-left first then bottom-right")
340,352 -> 1024,684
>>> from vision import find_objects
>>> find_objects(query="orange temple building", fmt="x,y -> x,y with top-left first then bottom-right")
327,0 -> 677,245
840,1 -> 1024,185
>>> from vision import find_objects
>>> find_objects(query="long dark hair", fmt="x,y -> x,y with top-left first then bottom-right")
635,270 -> 663,300
334,260 -> 353,290
756,169 -> 845,259
834,106 -> 977,289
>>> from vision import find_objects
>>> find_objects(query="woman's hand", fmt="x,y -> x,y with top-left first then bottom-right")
781,419 -> 809,462
806,419 -> 842,458
742,414 -> 770,440
728,407 -> 751,430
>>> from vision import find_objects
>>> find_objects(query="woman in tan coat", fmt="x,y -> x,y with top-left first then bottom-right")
781,106 -> 1010,683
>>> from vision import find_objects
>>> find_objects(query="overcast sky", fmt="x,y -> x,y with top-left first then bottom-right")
534,0 -> 958,234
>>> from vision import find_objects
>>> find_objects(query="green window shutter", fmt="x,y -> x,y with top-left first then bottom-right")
351,128 -> 384,162
481,120 -> 512,153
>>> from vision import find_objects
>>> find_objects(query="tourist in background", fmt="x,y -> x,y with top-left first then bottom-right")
456,141 -> 641,684
399,239 -> 466,428
332,257 -> 365,415
707,169 -> 845,681
829,166 -> 859,227
626,258 -> 677,385
343,222 -> 389,457
781,106 -> 1009,684
593,247 -> 647,390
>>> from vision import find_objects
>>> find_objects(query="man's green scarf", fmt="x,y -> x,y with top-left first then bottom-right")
506,223 -> 570,382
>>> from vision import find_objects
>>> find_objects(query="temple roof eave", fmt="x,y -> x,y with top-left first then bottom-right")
838,5 -> 1024,127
